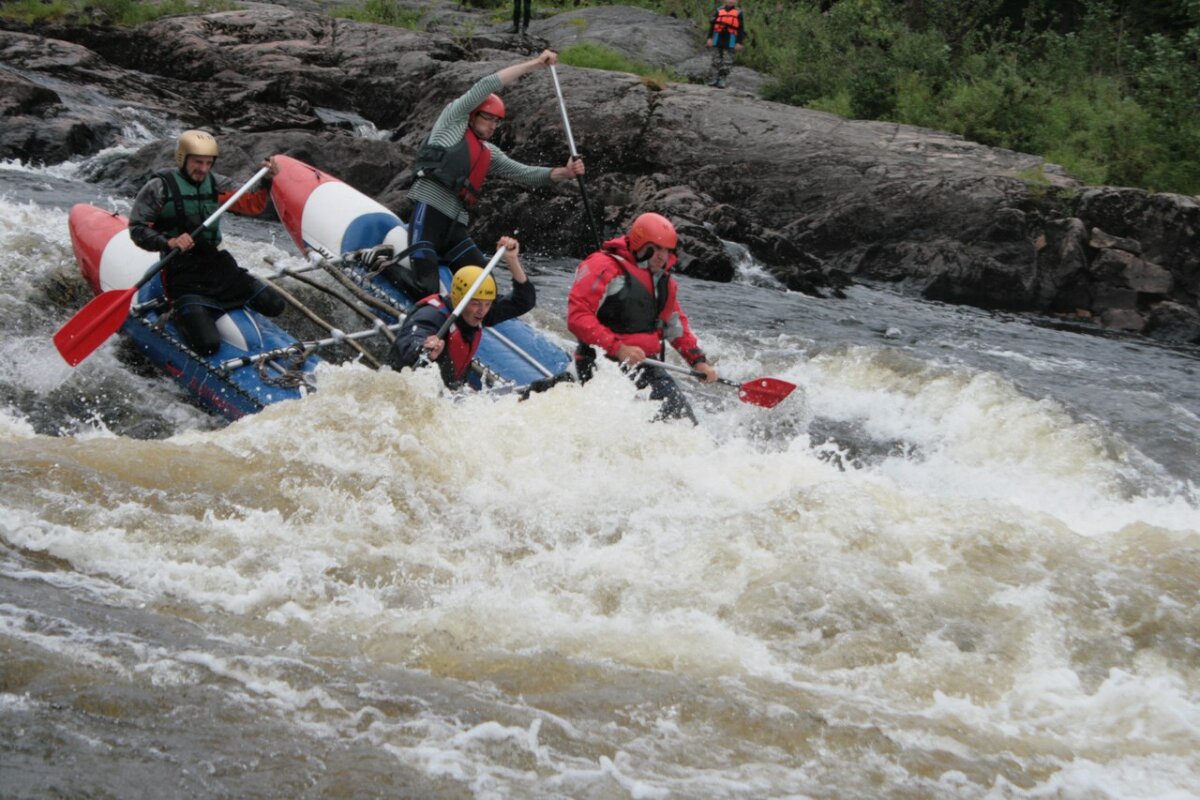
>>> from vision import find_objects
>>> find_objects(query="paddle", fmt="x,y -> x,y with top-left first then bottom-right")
54,165 -> 271,366
549,64 -> 602,251
640,359 -> 797,409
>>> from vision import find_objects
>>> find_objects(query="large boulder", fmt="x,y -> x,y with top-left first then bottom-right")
3,3 -> 1198,341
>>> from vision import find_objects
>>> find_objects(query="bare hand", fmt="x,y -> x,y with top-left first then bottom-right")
536,49 -> 558,68
262,156 -> 279,177
169,233 -> 194,252
616,344 -> 647,365
567,156 -> 585,177
424,334 -> 445,360
498,236 -> 526,282
497,235 -> 519,257
693,362 -> 718,384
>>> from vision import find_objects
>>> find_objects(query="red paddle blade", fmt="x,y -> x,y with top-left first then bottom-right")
737,377 -> 796,409
53,286 -> 138,366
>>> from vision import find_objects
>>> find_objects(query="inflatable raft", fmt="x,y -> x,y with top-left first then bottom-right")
269,155 -> 572,389
67,204 -> 320,421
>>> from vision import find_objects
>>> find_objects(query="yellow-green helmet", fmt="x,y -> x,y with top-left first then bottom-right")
175,129 -> 219,168
450,265 -> 497,307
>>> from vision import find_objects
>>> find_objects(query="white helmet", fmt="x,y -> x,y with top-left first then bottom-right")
175,129 -> 219,168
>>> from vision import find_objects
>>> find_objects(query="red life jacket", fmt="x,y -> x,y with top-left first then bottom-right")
420,294 -> 482,382
461,129 -> 492,208
713,6 -> 741,36
412,128 -> 493,208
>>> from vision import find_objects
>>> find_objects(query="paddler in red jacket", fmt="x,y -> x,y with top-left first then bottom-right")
567,212 -> 719,423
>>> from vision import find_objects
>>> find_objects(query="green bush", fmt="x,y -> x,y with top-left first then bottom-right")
743,0 -> 1200,194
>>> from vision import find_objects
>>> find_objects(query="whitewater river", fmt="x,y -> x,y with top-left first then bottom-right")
2,140 -> 1199,799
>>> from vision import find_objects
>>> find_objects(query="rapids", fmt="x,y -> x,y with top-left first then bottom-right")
1,137 -> 1199,799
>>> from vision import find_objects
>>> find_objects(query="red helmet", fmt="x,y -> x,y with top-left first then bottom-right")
628,212 -> 678,252
473,93 -> 506,119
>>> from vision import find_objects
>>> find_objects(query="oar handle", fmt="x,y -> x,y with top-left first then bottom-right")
434,247 -> 507,340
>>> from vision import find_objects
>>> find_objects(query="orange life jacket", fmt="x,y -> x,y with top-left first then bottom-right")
713,7 -> 740,36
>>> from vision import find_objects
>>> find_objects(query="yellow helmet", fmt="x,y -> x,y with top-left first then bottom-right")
450,265 -> 497,307
175,129 -> 219,168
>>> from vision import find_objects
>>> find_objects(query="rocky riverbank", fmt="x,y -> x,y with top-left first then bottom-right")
2,1 -> 1197,343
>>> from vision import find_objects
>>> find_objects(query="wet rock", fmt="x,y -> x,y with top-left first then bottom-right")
1,2 -> 1197,343
1145,301 -> 1200,344
1088,226 -> 1142,255
1100,308 -> 1146,332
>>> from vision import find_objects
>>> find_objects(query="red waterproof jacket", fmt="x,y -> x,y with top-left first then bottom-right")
567,235 -> 707,365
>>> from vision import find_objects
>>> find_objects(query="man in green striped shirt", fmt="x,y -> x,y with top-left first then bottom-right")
393,49 -> 586,300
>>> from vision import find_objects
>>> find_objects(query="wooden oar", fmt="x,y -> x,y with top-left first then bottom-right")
641,359 -> 796,409
54,166 -> 271,367
549,64 -> 602,251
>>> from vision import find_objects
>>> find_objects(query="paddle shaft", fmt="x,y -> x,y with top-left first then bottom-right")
434,247 -> 507,340
549,65 -> 602,251
639,358 -> 797,410
640,357 -> 737,388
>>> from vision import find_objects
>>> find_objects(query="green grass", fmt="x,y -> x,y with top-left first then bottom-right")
330,0 -> 423,30
559,41 -> 678,84
0,0 -> 234,25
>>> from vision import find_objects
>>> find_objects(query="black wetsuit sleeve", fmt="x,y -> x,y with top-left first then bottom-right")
127,177 -> 172,253
387,304 -> 444,370
482,278 -> 536,327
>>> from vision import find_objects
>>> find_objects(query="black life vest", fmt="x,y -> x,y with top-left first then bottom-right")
713,7 -> 741,36
596,257 -> 669,336
155,168 -> 221,248
412,129 -> 492,208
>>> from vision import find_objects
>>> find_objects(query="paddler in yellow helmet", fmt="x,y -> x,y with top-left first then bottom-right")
387,236 -> 532,389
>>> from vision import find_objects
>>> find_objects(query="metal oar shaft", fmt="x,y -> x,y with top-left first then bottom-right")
549,65 -> 602,251
483,326 -> 555,377
549,65 -> 579,158
218,321 -> 407,371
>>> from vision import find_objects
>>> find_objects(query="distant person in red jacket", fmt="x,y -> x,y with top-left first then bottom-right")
567,213 -> 718,423
706,0 -> 745,89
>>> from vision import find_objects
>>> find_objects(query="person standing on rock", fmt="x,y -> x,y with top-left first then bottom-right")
567,212 -> 718,424
393,50 -> 585,301
706,0 -> 745,89
127,129 -> 284,357
510,0 -> 531,34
